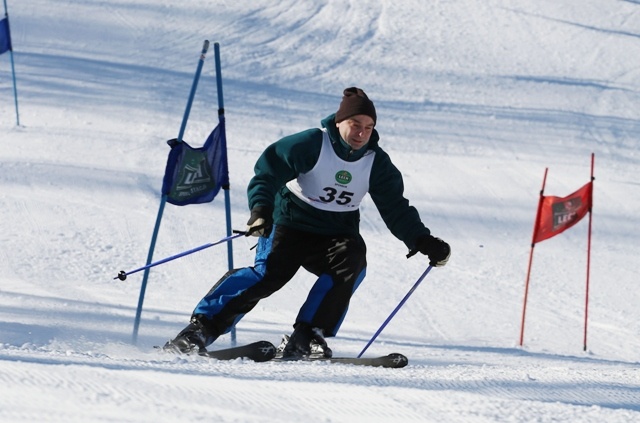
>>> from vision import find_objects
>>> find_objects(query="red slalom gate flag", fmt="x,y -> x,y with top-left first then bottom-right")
533,181 -> 593,244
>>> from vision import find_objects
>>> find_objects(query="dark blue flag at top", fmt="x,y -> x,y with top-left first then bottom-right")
0,18 -> 11,55
161,120 -> 229,206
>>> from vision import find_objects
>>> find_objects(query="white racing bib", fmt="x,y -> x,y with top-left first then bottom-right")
286,130 -> 375,212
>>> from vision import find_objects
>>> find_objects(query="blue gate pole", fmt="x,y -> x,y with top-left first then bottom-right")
213,42 -> 237,346
3,0 -> 19,126
132,40 -> 211,345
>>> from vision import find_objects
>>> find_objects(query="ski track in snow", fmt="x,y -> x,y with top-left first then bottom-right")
1,343 -> 639,422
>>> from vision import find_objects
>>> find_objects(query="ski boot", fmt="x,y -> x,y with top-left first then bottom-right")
163,315 -> 215,354
277,323 -> 333,359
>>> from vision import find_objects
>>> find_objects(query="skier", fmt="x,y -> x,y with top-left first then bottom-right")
164,87 -> 451,358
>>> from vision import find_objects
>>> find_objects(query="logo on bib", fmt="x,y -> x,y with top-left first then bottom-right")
335,170 -> 352,184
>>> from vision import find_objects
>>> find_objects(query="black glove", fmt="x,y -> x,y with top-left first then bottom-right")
414,234 -> 451,267
245,206 -> 273,237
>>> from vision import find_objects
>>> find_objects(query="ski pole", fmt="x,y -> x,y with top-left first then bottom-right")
358,265 -> 433,357
115,231 -> 245,281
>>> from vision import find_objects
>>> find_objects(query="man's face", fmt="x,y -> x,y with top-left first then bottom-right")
336,115 -> 375,150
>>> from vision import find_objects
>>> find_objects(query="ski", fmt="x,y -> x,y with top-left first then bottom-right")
161,339 -> 406,367
321,353 -> 408,368
275,353 -> 408,368
199,340 -> 276,362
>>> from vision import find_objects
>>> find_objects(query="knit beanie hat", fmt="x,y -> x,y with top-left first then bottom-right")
335,87 -> 377,125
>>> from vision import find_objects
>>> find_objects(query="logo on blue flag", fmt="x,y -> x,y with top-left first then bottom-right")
161,120 -> 229,206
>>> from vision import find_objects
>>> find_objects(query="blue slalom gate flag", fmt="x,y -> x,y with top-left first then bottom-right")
0,18 -> 11,55
161,120 -> 230,206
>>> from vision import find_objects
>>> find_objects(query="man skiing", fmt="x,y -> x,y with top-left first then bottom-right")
164,87 -> 451,358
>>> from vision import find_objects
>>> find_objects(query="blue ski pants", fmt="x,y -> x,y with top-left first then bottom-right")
192,224 -> 367,339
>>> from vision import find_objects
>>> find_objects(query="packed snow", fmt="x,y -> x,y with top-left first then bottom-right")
1,0 -> 639,422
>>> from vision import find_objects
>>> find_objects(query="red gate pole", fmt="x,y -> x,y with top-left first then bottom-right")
583,153 -> 595,351
519,168 -> 548,346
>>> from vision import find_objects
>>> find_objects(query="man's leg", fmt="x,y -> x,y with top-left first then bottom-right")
283,234 -> 367,357
164,225 -> 308,352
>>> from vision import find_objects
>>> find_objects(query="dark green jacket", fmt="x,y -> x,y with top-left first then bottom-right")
247,114 -> 430,250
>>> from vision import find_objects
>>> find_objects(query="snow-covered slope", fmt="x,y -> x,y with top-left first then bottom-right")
1,1 -> 639,421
